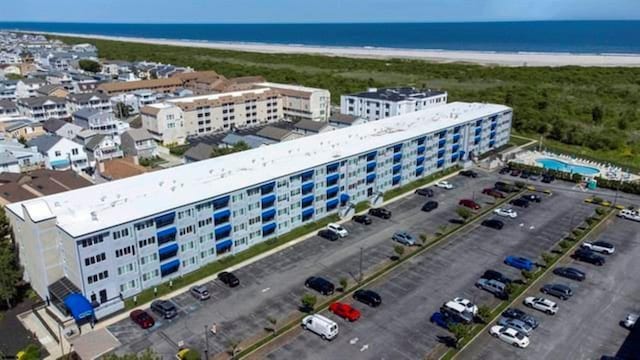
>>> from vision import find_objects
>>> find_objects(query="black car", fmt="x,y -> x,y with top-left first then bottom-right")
502,308 -> 539,329
460,170 -> 478,178
495,181 -> 517,193
553,267 -> 586,281
499,167 -> 511,175
150,300 -> 177,319
369,207 -> 392,219
218,271 -> 240,287
482,219 -> 504,230
421,201 -> 438,212
414,187 -> 434,197
510,198 -> 530,208
542,174 -> 555,183
353,289 -> 382,307
481,269 -> 512,284
353,214 -> 372,225
522,194 -> 542,203
520,171 -> 530,179
541,283 -> 573,300
318,229 -> 339,241
572,248 -> 606,266
305,276 -> 335,295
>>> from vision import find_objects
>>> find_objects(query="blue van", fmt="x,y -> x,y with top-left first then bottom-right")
504,256 -> 535,271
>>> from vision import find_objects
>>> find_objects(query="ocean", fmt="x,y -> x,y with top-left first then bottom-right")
2,21 -> 640,54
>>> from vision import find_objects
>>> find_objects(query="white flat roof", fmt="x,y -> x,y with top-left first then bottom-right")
257,82 -> 328,93
165,87 -> 272,104
7,102 -> 510,238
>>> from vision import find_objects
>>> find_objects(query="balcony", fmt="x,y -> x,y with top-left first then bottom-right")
157,227 -> 177,245
154,213 -> 175,229
158,243 -> 179,262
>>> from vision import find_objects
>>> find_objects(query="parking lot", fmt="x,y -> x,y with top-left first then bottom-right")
263,182 -> 598,359
460,216 -> 640,360
108,171 -> 499,357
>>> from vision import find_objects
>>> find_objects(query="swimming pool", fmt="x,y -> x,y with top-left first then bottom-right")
536,158 -> 600,176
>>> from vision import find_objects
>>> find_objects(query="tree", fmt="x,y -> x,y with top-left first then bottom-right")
521,270 -> 535,284
339,277 -> 348,292
455,207 -> 473,222
477,305 -> 492,324
114,102 -> 130,119
0,243 -> 22,308
18,136 -> 27,145
103,349 -> 159,360
541,252 -> 555,266
393,245 -> 405,259
591,105 -> 604,125
419,233 -> 429,245
5,73 -> 23,81
448,323 -> 470,348
505,283 -> 517,299
78,59 -> 102,73
301,293 -> 317,312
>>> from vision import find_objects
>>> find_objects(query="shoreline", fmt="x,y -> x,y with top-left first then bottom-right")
21,30 -> 640,67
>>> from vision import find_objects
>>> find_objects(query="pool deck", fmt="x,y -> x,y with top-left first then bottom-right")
514,150 -> 639,181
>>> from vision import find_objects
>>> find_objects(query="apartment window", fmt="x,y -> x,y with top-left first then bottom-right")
87,270 -> 109,284
80,233 -> 106,248
112,228 -> 130,240
54,151 -> 61,157
179,225 -> 195,236
195,201 -> 214,211
177,209 -> 193,219
71,148 -> 79,155
84,253 -> 106,266
115,245 -> 135,258
198,218 -> 213,228
135,219 -> 154,231
138,236 -> 156,248
117,262 -> 135,276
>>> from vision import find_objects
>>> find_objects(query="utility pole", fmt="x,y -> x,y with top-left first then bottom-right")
204,325 -> 209,359
359,247 -> 364,283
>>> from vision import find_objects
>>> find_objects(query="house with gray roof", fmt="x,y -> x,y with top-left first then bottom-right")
254,126 -> 299,142
183,142 -> 213,163
17,96 -> 69,122
0,152 -> 20,173
0,138 -> 45,171
120,128 -> 157,159
293,119 -> 334,136
27,134 -> 89,171
0,99 -> 18,117
221,132 -> 275,149
328,113 -> 367,128
43,118 -> 83,139
84,134 -> 123,163
72,108 -> 128,135
15,78 -> 46,98
67,92 -> 112,113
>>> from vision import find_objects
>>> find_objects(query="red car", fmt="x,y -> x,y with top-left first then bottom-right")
459,199 -> 481,210
482,188 -> 505,198
130,309 -> 155,329
329,302 -> 361,322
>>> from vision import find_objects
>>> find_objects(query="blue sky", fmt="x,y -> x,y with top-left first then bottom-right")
2,0 -> 640,23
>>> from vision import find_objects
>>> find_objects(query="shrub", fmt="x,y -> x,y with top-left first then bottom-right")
541,252 -> 555,266
301,293 -> 317,312
595,207 -> 606,216
456,207 -> 473,222
521,270 -> 535,283
339,277 -> 348,291
477,305 -> 493,324
448,323 -> 471,348
559,240 -> 572,251
393,245 -> 405,259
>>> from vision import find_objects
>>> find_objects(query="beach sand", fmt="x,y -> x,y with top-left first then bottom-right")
36,31 -> 640,67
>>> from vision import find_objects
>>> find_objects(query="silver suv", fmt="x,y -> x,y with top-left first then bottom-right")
190,284 -> 210,301
476,278 -> 507,299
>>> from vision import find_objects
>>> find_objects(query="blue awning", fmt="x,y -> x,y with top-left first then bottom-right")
260,182 -> 275,195
261,194 -> 276,204
301,182 -> 314,193
438,130 -> 447,138
416,157 -> 425,166
437,159 -> 445,168
453,134 -> 461,143
302,208 -> 315,218
459,150 -> 466,159
154,212 -> 175,227
366,151 -> 377,161
157,227 -> 177,238
454,126 -> 462,134
213,209 -> 231,221
417,136 -> 426,145
451,154 -> 459,162
417,145 -> 426,155
475,128 -> 482,136
160,259 -> 180,277
366,173 -> 376,183
302,194 -> 314,204
393,144 -> 403,153
474,135 -> 481,144
392,175 -> 401,184
366,162 -> 376,172
50,159 -> 70,169
393,164 -> 402,174
416,166 -> 425,176
326,162 -> 340,173
340,193 -> 350,203
262,208 -> 276,220
489,140 -> 496,148
301,170 -> 315,182
215,239 -> 233,252
212,196 -> 230,210
64,293 -> 94,321
215,224 -> 232,237
326,186 -> 339,198
490,131 -> 497,138
159,243 -> 179,257
326,173 -> 340,184
262,222 -> 277,234
438,138 -> 447,148
437,149 -> 445,158
326,198 -> 339,209
393,153 -> 402,163
452,144 -> 460,153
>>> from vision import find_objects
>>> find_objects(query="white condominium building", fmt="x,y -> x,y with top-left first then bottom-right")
7,102 -> 511,319
341,87 -> 448,121
141,87 -> 283,145
256,82 -> 330,122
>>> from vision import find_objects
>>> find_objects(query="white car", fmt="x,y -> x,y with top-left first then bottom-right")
493,208 -> 518,218
618,209 -> 640,222
524,296 -> 558,315
453,297 -> 478,316
327,223 -> 348,237
489,325 -> 530,348
581,241 -> 615,254
622,313 -> 639,329
435,181 -> 454,190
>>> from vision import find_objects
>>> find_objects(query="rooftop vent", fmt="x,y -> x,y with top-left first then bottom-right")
90,211 -> 98,221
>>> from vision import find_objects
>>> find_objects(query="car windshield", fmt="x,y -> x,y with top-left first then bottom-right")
515,332 -> 525,340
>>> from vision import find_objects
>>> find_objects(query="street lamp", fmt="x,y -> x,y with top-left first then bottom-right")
359,247 -> 364,283
204,325 -> 209,359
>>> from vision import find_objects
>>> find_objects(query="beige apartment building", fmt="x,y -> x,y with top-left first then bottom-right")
256,82 -> 330,122
141,87 -> 283,144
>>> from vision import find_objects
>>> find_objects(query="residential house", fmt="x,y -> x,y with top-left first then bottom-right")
73,108 -> 129,135
0,137 -> 45,171
35,84 -> 69,98
43,118 -> 83,139
99,157 -> 147,181
67,92 -> 112,114
17,96 -> 69,122
0,80 -> 17,101
84,134 -> 123,163
46,71 -> 74,92
15,78 -> 45,98
1,119 -> 45,140
328,113 -> 367,128
27,134 -> 89,170
0,169 -> 92,205
183,142 -> 213,163
0,64 -> 21,77
120,128 -> 157,159
292,119 -> 334,136
0,99 -> 18,117
0,152 -> 20,173
254,126 -> 298,142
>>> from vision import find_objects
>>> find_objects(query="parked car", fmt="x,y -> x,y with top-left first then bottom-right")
453,297 -> 478,316
510,198 -> 530,208
510,169 -> 522,177
459,199 -> 481,210
392,231 -> 416,246
421,201 -> 439,212
520,171 -> 530,179
441,301 -> 474,324
329,302 -> 361,321
369,207 -> 392,219
502,308 -> 539,329
352,214 -> 372,225
482,188 -> 505,198
553,267 -> 586,282
150,300 -> 177,319
189,284 -> 210,301
476,278 -> 508,299
529,174 -> 539,181
541,283 -> 573,300
435,181 -> 454,189
301,314 -> 338,340
572,248 -> 606,266
494,208 -> 518,218
305,276 -> 335,295
481,269 -> 512,284
218,271 -> 240,287
489,325 -> 530,348
618,209 -> 640,222
327,223 -> 349,237
130,309 -> 155,329
542,174 -> 555,183
582,240 -> 615,254
621,313 -> 639,329
524,296 -> 558,315
498,317 -> 533,336
495,181 -> 517,193
522,194 -> 542,203
504,256 -> 535,271
318,229 -> 340,241
482,219 -> 505,230
414,187 -> 434,197
460,170 -> 478,178
430,311 -> 460,329
353,289 -> 382,307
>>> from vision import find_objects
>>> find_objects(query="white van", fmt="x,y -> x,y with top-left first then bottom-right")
441,301 -> 474,324
618,209 -> 640,222
327,223 -> 348,237
301,314 -> 339,340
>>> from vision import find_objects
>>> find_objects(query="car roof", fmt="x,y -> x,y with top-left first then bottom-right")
503,327 -> 520,336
